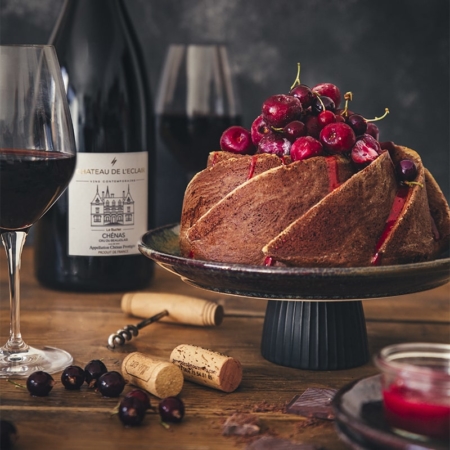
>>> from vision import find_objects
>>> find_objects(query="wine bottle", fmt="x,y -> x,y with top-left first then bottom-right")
34,0 -> 154,291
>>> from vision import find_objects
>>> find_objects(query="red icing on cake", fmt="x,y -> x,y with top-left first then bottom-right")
325,156 -> 340,191
210,152 -> 220,167
371,186 -> 410,266
264,256 -> 275,266
247,155 -> 258,180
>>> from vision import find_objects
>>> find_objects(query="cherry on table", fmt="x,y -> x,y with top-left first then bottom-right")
84,359 -> 108,388
26,371 -> 55,397
125,389 -> 151,410
96,371 -> 126,397
61,365 -> 85,390
118,396 -> 147,427
158,397 -> 185,423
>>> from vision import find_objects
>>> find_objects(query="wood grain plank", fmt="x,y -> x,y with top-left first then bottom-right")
0,247 -> 448,449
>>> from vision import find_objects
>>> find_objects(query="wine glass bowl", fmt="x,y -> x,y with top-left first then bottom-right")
156,44 -> 241,177
0,45 -> 76,377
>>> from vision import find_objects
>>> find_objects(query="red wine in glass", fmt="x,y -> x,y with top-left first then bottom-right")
0,149 -> 76,232
158,113 -> 241,174
154,45 -> 241,225
156,45 -> 242,178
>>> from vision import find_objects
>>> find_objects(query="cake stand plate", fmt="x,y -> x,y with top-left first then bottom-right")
139,224 -> 450,370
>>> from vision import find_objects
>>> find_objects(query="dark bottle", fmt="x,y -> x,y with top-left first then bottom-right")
34,0 -> 154,291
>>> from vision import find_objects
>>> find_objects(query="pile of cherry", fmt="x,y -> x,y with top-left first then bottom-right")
220,64 -> 420,182
220,63 -> 388,166
4,362 -> 184,437
220,63 -> 417,182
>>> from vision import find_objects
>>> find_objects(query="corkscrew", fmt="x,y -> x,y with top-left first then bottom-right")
107,310 -> 169,349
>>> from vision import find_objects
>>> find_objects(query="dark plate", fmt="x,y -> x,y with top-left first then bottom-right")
334,421 -> 375,450
139,224 -> 450,300
332,375 -> 448,450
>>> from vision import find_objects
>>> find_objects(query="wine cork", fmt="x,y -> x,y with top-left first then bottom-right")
121,352 -> 184,398
170,344 -> 242,393
121,293 -> 224,327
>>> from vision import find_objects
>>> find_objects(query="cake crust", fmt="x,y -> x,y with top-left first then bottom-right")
263,151 -> 397,266
183,155 -> 354,265
180,144 -> 450,267
180,153 -> 283,255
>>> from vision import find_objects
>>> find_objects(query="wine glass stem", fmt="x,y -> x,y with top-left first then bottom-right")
1,231 -> 29,354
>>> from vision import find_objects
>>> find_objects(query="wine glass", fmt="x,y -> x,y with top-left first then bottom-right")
154,44 -> 242,225
155,44 -> 242,179
0,45 -> 77,377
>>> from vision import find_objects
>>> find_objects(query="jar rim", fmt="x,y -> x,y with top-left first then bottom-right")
374,342 -> 450,381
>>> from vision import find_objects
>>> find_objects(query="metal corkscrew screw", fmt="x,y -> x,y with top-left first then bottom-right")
107,310 -> 169,349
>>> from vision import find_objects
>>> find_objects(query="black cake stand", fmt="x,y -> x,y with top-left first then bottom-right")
139,224 -> 450,371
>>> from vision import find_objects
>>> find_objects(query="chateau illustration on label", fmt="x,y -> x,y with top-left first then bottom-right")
91,185 -> 135,227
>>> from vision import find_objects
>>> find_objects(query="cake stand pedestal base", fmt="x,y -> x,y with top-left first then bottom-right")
261,300 -> 369,370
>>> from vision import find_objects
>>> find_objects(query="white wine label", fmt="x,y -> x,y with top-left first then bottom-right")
68,152 -> 148,256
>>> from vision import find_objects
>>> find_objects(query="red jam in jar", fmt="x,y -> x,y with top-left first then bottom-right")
375,343 -> 450,441
382,381 -> 450,440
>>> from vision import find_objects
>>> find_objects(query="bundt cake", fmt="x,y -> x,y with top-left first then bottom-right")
179,65 -> 450,267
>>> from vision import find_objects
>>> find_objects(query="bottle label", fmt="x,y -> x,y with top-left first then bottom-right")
68,152 -> 148,257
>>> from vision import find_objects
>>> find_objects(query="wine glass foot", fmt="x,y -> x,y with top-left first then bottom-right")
0,346 -> 73,378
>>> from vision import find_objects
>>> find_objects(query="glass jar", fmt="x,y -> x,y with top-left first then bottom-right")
374,342 -> 450,441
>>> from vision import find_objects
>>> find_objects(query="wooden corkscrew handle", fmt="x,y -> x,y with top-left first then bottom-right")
121,292 -> 224,327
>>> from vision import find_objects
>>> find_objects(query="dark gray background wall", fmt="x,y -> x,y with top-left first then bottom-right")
1,0 -> 449,226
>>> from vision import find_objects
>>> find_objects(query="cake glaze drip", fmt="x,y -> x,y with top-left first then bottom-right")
371,186 -> 410,265
325,156 -> 340,192
247,155 -> 258,180
264,256 -> 275,266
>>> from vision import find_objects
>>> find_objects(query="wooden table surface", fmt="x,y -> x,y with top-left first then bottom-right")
0,246 -> 449,449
